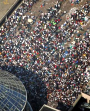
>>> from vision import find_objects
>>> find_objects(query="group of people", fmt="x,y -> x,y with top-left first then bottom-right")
0,0 -> 90,111
70,0 -> 81,4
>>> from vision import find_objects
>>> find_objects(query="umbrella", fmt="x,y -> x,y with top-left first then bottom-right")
53,22 -> 56,25
84,16 -> 88,22
65,51 -> 68,54
83,54 -> 86,57
28,18 -> 33,23
75,61 -> 78,64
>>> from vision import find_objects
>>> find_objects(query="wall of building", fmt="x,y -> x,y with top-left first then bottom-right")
0,0 -> 23,26
81,92 -> 90,103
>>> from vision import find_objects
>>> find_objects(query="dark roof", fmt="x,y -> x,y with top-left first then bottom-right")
69,96 -> 90,111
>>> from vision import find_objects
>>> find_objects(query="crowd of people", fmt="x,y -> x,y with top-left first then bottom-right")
70,0 -> 81,4
0,0 -> 90,111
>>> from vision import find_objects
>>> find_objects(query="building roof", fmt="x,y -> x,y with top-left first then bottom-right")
0,69 -> 27,111
39,104 -> 60,111
69,81 -> 90,111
